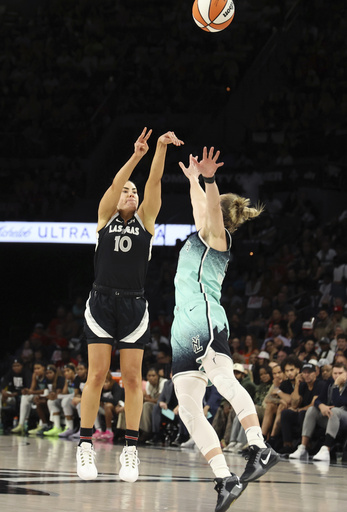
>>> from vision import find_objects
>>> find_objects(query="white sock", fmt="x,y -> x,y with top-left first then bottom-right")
245,426 -> 266,449
66,418 -> 74,430
52,414 -> 61,428
94,417 -> 102,430
208,454 -> 231,479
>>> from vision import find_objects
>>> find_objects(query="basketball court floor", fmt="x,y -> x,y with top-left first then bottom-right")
1,435 -> 345,511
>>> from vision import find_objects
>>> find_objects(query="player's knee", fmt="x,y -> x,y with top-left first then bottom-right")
211,373 -> 238,403
179,404 -> 193,430
88,368 -> 109,388
178,391 -> 204,426
121,371 -> 142,391
179,403 -> 204,432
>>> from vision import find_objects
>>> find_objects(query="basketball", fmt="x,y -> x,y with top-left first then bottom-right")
192,0 -> 235,32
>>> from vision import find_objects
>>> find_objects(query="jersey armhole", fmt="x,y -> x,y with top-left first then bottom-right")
225,229 -> 232,250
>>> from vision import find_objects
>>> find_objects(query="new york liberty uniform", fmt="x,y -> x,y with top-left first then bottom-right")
171,230 -> 232,379
84,212 -> 153,348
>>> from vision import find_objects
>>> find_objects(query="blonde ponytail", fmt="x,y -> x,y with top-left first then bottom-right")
220,193 -> 264,233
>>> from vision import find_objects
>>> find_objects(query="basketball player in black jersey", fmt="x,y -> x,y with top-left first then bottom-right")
76,127 -> 184,482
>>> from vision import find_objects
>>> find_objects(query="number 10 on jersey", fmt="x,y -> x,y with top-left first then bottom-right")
114,235 -> 132,252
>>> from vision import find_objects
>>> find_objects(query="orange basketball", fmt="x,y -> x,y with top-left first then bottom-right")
192,0 -> 235,32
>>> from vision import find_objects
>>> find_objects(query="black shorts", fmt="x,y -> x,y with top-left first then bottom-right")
84,284 -> 150,349
172,323 -> 231,377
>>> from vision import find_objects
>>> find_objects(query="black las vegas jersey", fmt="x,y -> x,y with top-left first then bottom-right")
94,212 -> 153,290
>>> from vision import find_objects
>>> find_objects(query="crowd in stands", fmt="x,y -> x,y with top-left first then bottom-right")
0,0 -> 292,158
1,0 -> 345,221
246,0 -> 346,168
1,204 -> 347,462
1,306 -> 346,461
0,155 -> 87,221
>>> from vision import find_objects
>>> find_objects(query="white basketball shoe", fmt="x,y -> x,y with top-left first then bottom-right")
119,445 -> 140,482
76,442 -> 98,480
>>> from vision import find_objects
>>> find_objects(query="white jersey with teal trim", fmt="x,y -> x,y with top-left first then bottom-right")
171,230 -> 232,377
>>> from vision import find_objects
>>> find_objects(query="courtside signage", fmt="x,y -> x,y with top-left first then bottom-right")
0,222 -> 195,246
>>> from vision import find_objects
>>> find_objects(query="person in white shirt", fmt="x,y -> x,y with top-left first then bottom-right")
139,366 -> 167,441
317,337 -> 335,364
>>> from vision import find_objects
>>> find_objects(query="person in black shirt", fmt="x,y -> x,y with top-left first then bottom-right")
0,358 -> 31,431
289,362 -> 347,461
11,361 -> 47,434
280,362 -> 325,453
27,364 -> 65,436
77,128 -> 183,483
42,365 -> 66,436
58,363 -> 78,438
265,355 -> 301,449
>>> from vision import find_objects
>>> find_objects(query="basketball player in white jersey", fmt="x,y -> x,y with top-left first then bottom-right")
76,127 -> 183,482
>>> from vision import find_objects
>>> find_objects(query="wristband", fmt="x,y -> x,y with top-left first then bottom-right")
203,175 -> 215,183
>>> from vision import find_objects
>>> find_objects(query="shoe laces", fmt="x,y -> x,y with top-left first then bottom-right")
123,447 -> 140,468
79,444 -> 96,466
214,478 -> 223,494
244,446 -> 260,465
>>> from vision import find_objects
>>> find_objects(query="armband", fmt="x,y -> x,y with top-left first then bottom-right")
203,175 -> 215,183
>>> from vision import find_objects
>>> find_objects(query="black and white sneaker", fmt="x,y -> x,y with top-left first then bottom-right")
240,445 -> 280,483
214,474 -> 247,512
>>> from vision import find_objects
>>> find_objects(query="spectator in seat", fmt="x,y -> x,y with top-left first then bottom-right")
279,362 -> 325,454
290,362 -> 347,461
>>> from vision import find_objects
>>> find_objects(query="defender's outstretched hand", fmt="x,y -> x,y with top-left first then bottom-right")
192,146 -> 224,178
179,154 -> 200,180
134,127 -> 152,156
